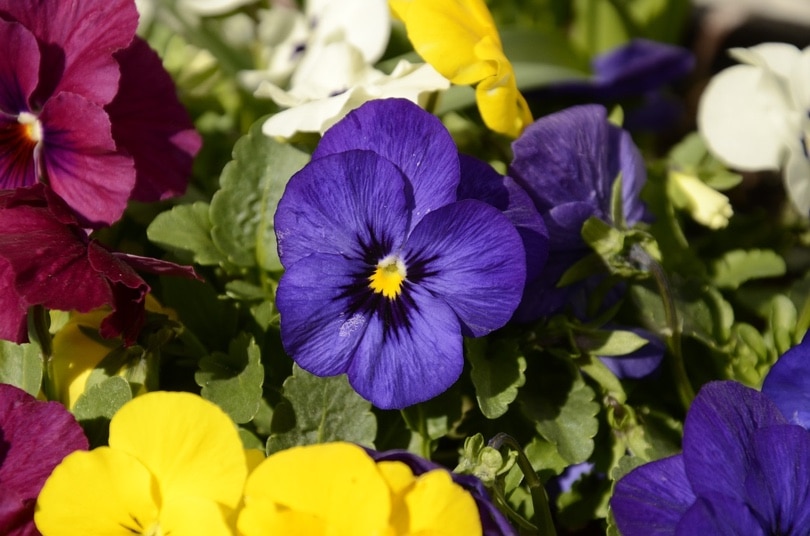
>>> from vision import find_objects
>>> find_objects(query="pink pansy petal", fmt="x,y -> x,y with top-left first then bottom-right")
0,19 -> 39,113
0,115 -> 37,190
0,259 -> 26,342
0,0 -> 138,106
115,252 -> 202,281
39,91 -> 136,227
106,38 -> 201,203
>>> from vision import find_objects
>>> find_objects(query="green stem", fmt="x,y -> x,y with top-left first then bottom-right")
488,433 -> 557,536
29,305 -> 57,400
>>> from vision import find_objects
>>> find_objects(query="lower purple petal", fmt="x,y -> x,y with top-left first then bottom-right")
675,495 -> 766,536
762,337 -> 810,428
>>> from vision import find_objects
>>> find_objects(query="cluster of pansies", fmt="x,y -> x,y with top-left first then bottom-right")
4,0 -> 810,534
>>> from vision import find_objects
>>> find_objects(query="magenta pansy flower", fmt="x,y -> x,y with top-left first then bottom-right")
0,184 -> 199,345
0,0 -> 201,227
0,383 -> 88,536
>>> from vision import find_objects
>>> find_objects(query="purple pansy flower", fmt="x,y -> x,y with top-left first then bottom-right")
611,380 -> 810,535
1,383 -> 88,535
762,332 -> 810,429
509,104 -> 649,321
368,448 -> 517,536
275,98 -> 527,409
0,184 -> 199,346
0,0 -> 200,227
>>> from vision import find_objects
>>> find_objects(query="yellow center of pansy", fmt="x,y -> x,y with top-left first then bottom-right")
369,255 -> 407,299
18,111 -> 42,143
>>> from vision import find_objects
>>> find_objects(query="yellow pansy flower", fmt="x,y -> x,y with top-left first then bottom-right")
34,391 -> 247,536
238,442 -> 482,535
392,0 -> 532,137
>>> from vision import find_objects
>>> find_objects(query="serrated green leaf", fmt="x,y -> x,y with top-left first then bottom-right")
210,117 -> 310,271
195,333 -> 264,424
147,201 -> 226,265
0,340 -> 42,396
266,365 -> 376,454
466,337 -> 526,419
711,249 -> 786,289
72,376 -> 132,448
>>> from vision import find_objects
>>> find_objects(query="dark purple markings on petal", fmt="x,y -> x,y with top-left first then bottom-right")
743,425 -> 810,535
346,285 -> 463,409
682,381 -> 787,502
275,150 -> 411,267
675,495 -> 766,536
762,338 -> 810,428
0,20 -> 40,113
312,98 -> 460,230
0,0 -> 139,107
611,454 -> 695,536
0,115 -> 37,189
106,38 -> 201,203
402,199 -> 526,337
38,91 -> 136,227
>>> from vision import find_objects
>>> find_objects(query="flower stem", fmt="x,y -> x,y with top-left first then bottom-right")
29,305 -> 57,401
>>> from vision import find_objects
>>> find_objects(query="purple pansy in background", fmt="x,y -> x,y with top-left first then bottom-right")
368,448 -> 517,536
0,0 -> 200,227
0,383 -> 87,535
509,104 -> 649,321
275,98 -> 526,409
0,184 -> 199,346
762,333 -> 810,428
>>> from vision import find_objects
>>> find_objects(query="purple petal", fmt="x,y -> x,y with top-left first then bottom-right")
106,37 -> 201,203
312,99 -> 460,230
0,0 -> 139,106
0,260 -> 26,342
743,425 -> 810,534
347,284 -> 463,409
682,381 -> 786,501
0,20 -> 39,113
675,495 -> 765,536
611,454 -> 695,536
276,253 -> 372,376
40,91 -> 136,227
762,338 -> 810,428
403,200 -> 526,337
0,113 -> 37,190
457,154 -> 548,282
275,150 -> 410,267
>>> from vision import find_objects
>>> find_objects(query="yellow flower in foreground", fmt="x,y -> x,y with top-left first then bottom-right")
392,0 -> 532,138
35,392 -> 247,536
238,442 -> 482,536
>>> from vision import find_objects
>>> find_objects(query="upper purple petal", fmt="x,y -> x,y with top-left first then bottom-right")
762,337 -> 810,428
675,495 -> 766,536
403,200 -> 526,337
275,150 -> 411,267
312,99 -> 460,231
106,37 -> 201,203
0,0 -> 138,107
0,19 -> 39,113
682,381 -> 786,501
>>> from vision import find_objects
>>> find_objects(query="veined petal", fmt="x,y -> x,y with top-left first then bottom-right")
403,470 -> 482,536
313,99 -> 460,230
403,199 -> 525,337
347,284 -> 463,409
762,337 -> 810,427
675,495 -> 766,536
275,150 -> 410,267
682,381 -> 786,501
39,92 -> 136,227
108,392 -> 247,510
34,448 -> 160,536
611,455 -> 695,536
0,19 -> 39,113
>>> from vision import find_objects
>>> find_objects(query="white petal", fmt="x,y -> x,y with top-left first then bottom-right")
730,43 -> 800,79
261,89 -> 356,138
307,0 -> 390,64
289,42 -> 370,98
784,146 -> 810,215
789,47 -> 810,111
365,61 -> 450,105
698,64 -> 788,170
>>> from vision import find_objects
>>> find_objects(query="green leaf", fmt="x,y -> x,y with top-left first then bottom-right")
210,116 -> 310,271
195,333 -> 264,424
466,337 -> 526,419
72,376 -> 132,448
572,327 -> 649,356
266,365 -> 376,454
570,0 -> 630,56
147,201 -> 226,265
710,249 -> 786,289
0,341 -> 42,396
401,387 -> 462,456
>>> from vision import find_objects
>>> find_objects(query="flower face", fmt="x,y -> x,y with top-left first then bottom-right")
274,98 -> 526,409
509,104 -> 649,320
698,43 -> 810,214
611,380 -> 810,535
392,0 -> 532,138
239,442 -> 485,536
0,0 -> 200,227
34,391 -> 248,536
0,383 -> 88,535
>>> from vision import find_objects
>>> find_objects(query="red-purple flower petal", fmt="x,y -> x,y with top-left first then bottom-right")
0,19 -> 39,114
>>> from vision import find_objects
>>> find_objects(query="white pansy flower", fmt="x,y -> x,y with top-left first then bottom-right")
698,43 -> 810,214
